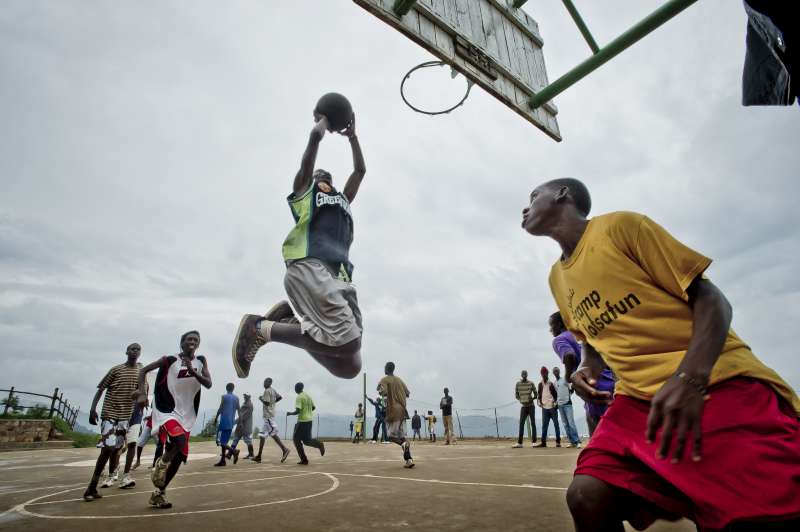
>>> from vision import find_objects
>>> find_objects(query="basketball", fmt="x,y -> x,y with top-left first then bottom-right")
314,92 -> 353,131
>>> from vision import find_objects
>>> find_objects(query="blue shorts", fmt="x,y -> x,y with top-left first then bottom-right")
216,429 -> 232,446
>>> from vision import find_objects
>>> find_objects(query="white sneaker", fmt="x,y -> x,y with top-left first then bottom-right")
119,475 -> 135,489
511,443 -> 523,448
404,458 -> 415,468
381,441 -> 390,444
368,440 -> 376,444
99,476 -> 115,488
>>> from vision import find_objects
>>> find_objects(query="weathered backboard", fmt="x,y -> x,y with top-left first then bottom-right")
353,0 -> 561,141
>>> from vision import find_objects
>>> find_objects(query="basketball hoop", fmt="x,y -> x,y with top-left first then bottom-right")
399,61 -> 474,116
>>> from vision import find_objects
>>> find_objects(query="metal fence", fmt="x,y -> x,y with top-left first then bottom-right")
0,387 -> 80,430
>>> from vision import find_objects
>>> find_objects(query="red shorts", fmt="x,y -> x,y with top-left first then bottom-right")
158,419 -> 190,458
576,378 -> 800,531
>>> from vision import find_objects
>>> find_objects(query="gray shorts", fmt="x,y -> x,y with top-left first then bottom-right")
284,258 -> 363,347
386,419 -> 407,440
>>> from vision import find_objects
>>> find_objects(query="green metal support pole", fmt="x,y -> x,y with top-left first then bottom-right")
512,0 -> 529,8
561,0 -> 600,54
530,0 -> 697,108
393,0 -> 417,17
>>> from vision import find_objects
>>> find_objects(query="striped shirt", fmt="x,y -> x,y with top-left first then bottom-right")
515,380 -> 535,405
98,362 -> 142,421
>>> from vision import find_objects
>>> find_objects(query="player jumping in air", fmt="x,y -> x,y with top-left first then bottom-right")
232,112 -> 365,380
135,331 -> 211,509
522,178 -> 800,530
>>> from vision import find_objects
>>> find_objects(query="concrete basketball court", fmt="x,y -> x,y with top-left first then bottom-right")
0,440 -> 693,531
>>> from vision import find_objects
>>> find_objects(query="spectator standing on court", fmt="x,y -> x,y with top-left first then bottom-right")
287,382 -> 325,465
512,370 -> 537,448
553,367 -> 581,448
378,362 -> 415,468
349,420 -> 354,440
425,410 -> 437,442
214,383 -> 240,466
229,393 -> 254,460
411,410 -> 422,440
367,395 -> 387,443
353,402 -> 364,443
537,367 -> 561,447
440,388 -> 455,445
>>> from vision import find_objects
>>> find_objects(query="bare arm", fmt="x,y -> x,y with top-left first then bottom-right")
88,388 -> 104,425
562,352 -> 578,382
135,358 -> 163,408
186,357 -> 212,389
570,343 -> 613,405
293,117 -> 329,196
339,115 -> 365,203
645,277 -> 731,462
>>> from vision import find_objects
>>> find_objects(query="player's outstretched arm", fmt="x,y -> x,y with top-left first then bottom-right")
293,116 -> 329,197
135,358 -> 163,408
340,114 -> 365,203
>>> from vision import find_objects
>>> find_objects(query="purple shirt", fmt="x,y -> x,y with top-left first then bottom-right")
552,331 -> 615,417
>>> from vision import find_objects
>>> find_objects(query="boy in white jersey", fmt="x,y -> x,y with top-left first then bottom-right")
254,377 -> 290,463
135,331 -> 211,509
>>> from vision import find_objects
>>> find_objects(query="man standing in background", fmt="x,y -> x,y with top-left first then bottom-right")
214,383 -> 240,466
426,410 -> 437,442
553,366 -> 581,448
513,370 -> 537,448
440,388 -> 455,445
229,393 -> 254,460
411,410 -> 422,441
367,395 -> 387,443
353,402 -> 364,443
537,367 -> 561,448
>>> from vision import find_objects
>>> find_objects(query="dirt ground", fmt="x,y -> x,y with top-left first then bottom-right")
0,439 -> 694,531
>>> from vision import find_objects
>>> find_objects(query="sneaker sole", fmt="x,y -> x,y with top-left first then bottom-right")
231,314 -> 252,378
265,300 -> 292,322
119,482 -> 135,489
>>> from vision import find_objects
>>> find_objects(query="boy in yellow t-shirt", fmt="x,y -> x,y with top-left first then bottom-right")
522,178 -> 800,531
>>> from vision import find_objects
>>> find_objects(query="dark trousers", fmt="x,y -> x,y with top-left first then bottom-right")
518,404 -> 537,444
372,417 -> 387,441
542,407 -> 561,444
293,421 -> 322,462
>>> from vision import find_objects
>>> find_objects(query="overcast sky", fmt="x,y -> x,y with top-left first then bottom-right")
1,1 -> 798,425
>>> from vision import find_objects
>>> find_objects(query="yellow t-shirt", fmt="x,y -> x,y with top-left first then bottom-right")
548,211 -> 799,414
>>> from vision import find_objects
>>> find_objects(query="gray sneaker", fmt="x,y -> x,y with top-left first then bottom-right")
232,314 -> 268,378
148,489 -> 172,509
151,457 -> 168,489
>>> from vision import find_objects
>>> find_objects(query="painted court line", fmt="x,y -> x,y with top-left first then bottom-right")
27,472 -> 318,506
14,472 -> 339,520
294,470 -> 567,492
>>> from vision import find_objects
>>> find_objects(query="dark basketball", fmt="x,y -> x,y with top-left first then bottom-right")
314,93 -> 353,131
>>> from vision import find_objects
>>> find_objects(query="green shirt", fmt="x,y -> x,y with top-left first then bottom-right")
295,392 -> 315,422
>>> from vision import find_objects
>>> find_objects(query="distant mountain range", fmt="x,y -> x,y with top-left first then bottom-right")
74,408 -> 591,439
